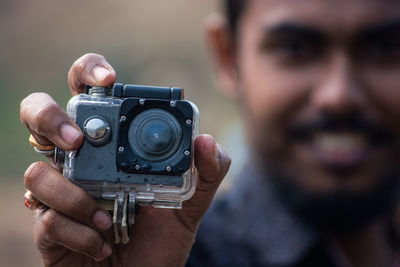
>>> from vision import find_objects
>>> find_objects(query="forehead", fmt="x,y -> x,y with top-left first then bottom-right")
242,0 -> 400,34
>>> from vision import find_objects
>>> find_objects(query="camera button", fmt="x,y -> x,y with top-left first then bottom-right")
83,117 -> 111,144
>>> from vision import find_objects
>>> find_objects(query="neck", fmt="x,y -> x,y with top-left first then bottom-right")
328,219 -> 398,267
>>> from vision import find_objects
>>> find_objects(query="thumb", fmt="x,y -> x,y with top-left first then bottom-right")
178,134 -> 231,232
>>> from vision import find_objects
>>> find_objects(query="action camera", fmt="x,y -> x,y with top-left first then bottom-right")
55,83 -> 199,243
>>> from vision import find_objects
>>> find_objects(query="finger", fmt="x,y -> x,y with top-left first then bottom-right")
178,134 -> 231,231
68,53 -> 116,95
20,92 -> 83,150
34,209 -> 112,261
24,162 -> 112,231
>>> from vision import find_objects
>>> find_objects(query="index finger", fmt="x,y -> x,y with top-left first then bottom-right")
25,161 -> 112,231
20,92 -> 83,150
68,53 -> 116,96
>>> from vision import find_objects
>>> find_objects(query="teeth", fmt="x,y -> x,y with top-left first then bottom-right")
314,133 -> 366,152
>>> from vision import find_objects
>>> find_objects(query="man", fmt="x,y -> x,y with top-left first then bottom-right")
20,0 -> 400,266
188,0 -> 400,266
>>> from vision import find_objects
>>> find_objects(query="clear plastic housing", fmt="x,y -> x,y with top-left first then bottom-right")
63,93 -> 199,208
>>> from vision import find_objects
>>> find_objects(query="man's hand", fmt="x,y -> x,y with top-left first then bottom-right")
20,53 -> 231,266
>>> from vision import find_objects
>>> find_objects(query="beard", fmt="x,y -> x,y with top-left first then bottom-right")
265,166 -> 400,235
254,111 -> 400,235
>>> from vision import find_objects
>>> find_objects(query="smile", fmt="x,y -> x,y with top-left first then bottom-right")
312,132 -> 369,167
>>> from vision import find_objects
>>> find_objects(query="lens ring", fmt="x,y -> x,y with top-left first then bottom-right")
128,109 -> 182,162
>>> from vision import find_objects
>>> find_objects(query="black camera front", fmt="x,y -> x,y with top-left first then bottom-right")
117,95 -> 194,175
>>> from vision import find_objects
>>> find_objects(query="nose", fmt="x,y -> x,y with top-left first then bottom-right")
311,52 -> 365,115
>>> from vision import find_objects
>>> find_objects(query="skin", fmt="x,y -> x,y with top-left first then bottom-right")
210,0 -> 400,193
20,54 -> 230,266
206,0 -> 400,266
20,0 -> 400,266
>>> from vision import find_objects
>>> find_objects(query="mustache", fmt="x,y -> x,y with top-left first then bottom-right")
287,113 -> 393,142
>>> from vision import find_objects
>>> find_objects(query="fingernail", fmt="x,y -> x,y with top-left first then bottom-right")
93,67 -> 110,82
60,124 -> 81,145
93,210 -> 112,230
100,242 -> 112,259
215,143 -> 223,162
216,144 -> 230,169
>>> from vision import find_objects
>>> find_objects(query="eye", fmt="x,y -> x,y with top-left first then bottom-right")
360,37 -> 400,65
262,38 -> 324,64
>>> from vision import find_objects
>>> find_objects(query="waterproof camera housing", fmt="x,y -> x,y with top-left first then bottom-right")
57,83 -> 199,211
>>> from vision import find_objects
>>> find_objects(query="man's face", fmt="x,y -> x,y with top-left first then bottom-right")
234,0 -> 400,195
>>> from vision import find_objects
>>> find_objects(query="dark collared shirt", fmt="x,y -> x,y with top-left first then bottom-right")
186,164 -> 338,267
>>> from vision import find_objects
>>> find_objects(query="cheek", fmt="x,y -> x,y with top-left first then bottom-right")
362,70 -> 400,171
362,68 -> 400,124
237,48 -> 320,151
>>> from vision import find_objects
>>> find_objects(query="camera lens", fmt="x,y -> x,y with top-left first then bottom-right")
128,109 -> 182,162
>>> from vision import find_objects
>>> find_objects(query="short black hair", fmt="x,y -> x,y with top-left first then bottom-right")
224,0 -> 248,34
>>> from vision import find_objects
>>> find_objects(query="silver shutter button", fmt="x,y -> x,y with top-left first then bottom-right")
83,117 -> 111,144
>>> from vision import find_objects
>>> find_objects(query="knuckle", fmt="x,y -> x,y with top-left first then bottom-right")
20,100 -> 29,124
70,191 -> 90,208
72,53 -> 105,71
20,93 -> 50,122
66,190 -> 93,218
72,59 -> 87,74
70,53 -> 107,82
84,53 -> 105,61
19,95 -> 31,118
24,162 -> 49,189
82,232 -> 103,258
35,102 -> 61,133
69,54 -> 111,90
84,230 -> 101,249
39,209 -> 59,237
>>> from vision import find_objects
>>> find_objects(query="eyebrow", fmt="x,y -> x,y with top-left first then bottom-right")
266,22 -> 327,41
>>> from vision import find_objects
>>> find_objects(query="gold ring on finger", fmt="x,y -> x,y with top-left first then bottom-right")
29,134 -> 55,156
24,190 -> 48,211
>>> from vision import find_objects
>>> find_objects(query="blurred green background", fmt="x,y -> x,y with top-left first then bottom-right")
0,1 -> 245,266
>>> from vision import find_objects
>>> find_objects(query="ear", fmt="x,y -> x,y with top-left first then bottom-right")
205,13 -> 239,99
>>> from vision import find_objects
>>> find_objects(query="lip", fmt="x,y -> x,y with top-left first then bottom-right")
313,144 -> 369,169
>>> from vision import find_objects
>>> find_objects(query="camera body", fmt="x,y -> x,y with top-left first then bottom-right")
59,83 -> 199,209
